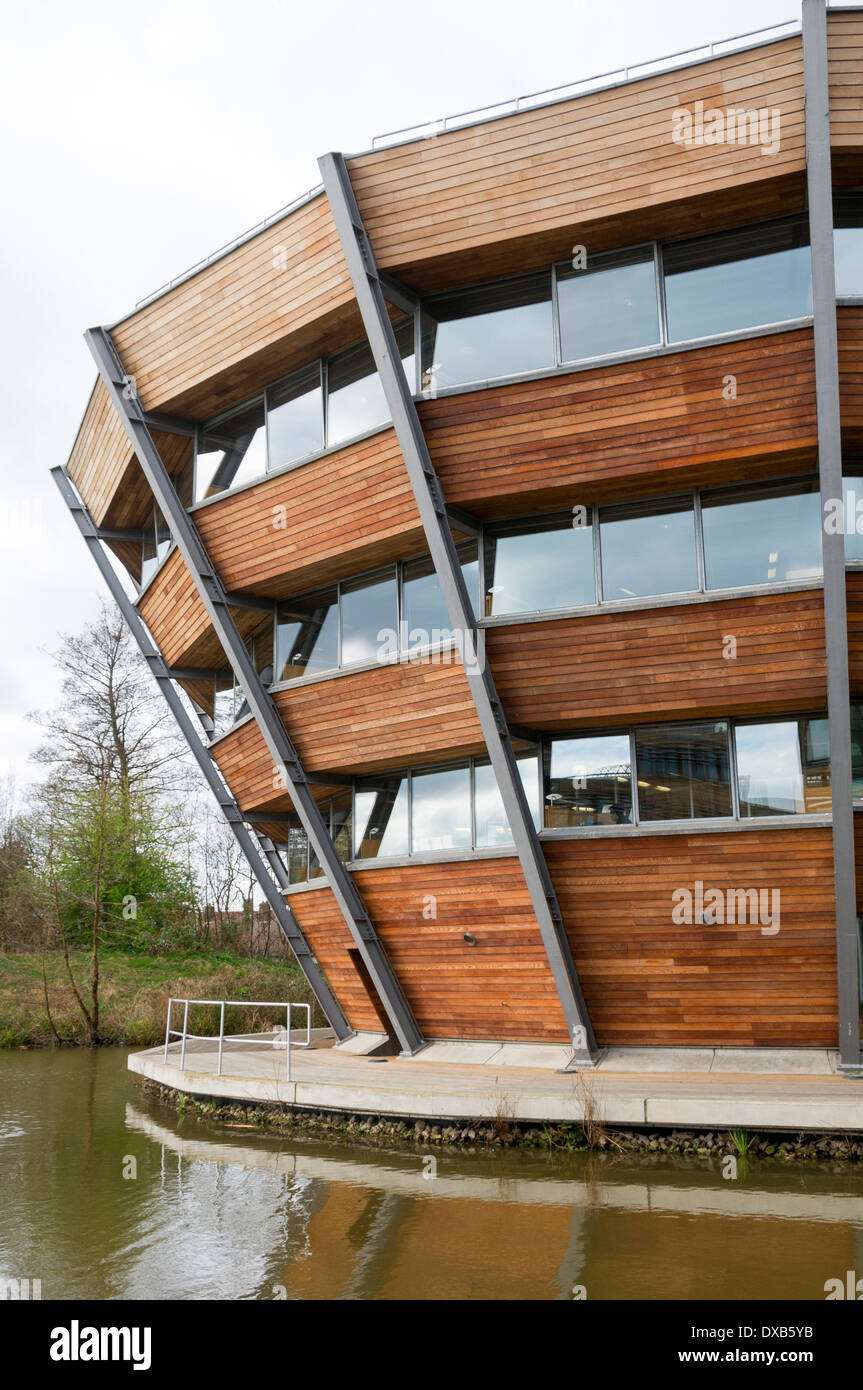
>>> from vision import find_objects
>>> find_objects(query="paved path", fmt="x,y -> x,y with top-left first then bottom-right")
129,1040 -> 863,1132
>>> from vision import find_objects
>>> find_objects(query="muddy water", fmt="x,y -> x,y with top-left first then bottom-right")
1,1048 -> 862,1300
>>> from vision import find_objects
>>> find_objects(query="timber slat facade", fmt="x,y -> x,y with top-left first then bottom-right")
61,6 -> 863,1057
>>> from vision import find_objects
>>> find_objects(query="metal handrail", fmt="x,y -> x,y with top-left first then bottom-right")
163,997 -> 311,1082
369,18 -> 801,148
127,15 -> 804,314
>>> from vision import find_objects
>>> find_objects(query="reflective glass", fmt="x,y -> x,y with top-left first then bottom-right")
340,570 -> 398,667
545,735 -> 633,827
557,247 -> 659,362
600,497 -> 698,600
663,219 -> 811,342
411,765 -> 472,853
473,756 -> 540,846
701,482 -> 822,589
421,274 -> 553,392
275,588 -> 339,681
402,545 -> 479,645
484,517 -> 595,616
196,399 -> 267,501
635,721 -> 732,821
267,362 -> 324,470
354,779 -> 409,858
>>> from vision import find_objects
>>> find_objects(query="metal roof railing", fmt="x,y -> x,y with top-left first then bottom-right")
129,13 -> 811,315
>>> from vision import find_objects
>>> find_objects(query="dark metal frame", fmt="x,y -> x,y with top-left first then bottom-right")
83,326 -> 425,1057
51,464 -> 350,1041
320,151 -> 600,1064
802,0 -> 861,1069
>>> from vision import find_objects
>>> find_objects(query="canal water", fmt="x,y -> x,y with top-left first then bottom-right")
1,1048 -> 862,1301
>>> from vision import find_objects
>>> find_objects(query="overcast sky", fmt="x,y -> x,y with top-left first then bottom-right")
0,0 -> 805,788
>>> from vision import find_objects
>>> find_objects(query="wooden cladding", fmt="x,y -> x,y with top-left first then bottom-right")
422,330 -> 817,515
194,429 -> 424,599
67,381 -> 135,527
110,195 -> 359,419
292,859 -> 569,1042
487,589 -> 827,731
211,658 -> 484,810
137,548 -> 261,670
839,307 -> 863,452
289,889 -> 388,1033
828,10 -> 863,155
847,570 -> 863,698
348,38 -> 805,287
545,828 -> 837,1047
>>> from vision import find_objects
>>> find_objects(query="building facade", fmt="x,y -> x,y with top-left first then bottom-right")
58,1 -> 863,1065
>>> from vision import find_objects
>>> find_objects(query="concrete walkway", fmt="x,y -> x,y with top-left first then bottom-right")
128,1037 -> 863,1133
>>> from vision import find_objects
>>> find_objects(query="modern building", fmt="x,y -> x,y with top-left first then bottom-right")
57,1 -> 863,1068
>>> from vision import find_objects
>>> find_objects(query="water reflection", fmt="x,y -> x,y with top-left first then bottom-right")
1,1049 -> 862,1301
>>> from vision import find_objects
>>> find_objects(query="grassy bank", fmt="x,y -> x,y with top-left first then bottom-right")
0,950 -> 321,1048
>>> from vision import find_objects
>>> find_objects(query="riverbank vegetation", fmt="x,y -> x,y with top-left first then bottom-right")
2,603 -> 302,1046
0,950 -> 319,1048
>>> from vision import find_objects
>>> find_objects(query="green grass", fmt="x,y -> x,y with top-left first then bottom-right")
0,949 -> 321,1048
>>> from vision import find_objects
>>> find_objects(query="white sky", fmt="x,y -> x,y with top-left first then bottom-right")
0,0 -> 805,786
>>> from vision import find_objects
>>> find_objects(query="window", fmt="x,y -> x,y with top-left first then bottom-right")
402,544 -> 479,646
852,704 -> 863,798
843,476 -> 863,563
212,671 -> 239,739
635,721 -> 732,821
267,362 -> 324,471
280,796 -> 353,884
411,764 -> 472,853
339,569 -> 398,667
141,503 -> 171,587
735,717 -> 831,817
354,777 -> 409,859
196,398 -> 267,501
473,755 -> 540,846
421,273 -> 554,391
701,480 -> 822,590
835,194 -> 863,297
544,735 -> 633,827
663,219 -> 811,343
484,515 -> 595,616
275,587 -> 339,682
600,497 -> 698,601
557,246 -> 660,362
327,321 -> 414,448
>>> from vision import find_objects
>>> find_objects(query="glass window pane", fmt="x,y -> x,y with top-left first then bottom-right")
141,504 -> 171,587
411,765 -> 472,853
212,671 -> 238,738
843,477 -> 863,563
267,362 -> 324,470
701,481 -> 822,589
474,756 -> 540,846
484,517 -> 595,616
354,779 -> 409,858
330,791 -> 354,865
663,219 -> 811,343
600,498 -> 698,601
852,704 -> 863,799
835,196 -> 863,297
327,322 -> 413,448
340,570 -> 398,667
402,543 -> 479,645
557,247 -> 660,362
421,273 -> 553,392
545,735 -> 633,827
275,588 -> 338,681
735,720 -> 805,816
800,716 -> 831,814
281,813 -> 309,885
196,399 -> 267,501
635,721 -> 732,820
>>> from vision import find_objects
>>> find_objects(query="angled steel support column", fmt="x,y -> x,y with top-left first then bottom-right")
83,328 -> 425,1056
803,0 -> 861,1068
51,464 -> 351,1041
321,151 -> 600,1064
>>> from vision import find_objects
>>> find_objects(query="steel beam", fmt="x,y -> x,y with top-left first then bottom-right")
803,0 -> 861,1068
320,151 -> 599,1064
51,465 -> 351,1041
84,326 -> 425,1057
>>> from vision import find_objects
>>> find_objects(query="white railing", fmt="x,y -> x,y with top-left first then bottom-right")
163,998 -> 311,1082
